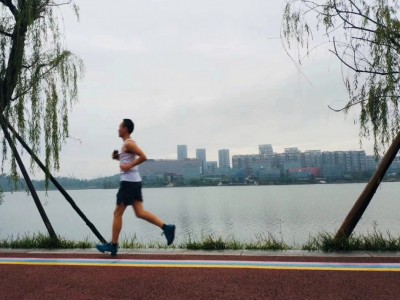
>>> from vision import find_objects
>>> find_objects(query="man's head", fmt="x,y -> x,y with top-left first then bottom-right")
119,119 -> 134,137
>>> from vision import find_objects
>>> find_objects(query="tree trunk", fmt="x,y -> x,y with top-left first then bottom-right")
1,21 -> 28,111
4,118 -> 107,243
335,131 -> 400,240
0,115 -> 58,241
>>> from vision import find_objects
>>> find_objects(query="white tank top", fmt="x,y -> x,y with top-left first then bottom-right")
119,139 -> 142,182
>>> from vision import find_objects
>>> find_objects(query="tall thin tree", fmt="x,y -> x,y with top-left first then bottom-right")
0,0 -> 83,174
0,1 -> 83,237
282,0 -> 400,239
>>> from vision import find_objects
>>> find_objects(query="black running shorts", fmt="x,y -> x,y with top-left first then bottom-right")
116,181 -> 143,206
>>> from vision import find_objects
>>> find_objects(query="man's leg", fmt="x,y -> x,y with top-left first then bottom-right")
96,205 -> 126,256
112,204 -> 127,244
133,201 -> 176,245
133,201 -> 164,228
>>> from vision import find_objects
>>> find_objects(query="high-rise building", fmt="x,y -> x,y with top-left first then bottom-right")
365,155 -> 378,172
232,154 -> 273,177
218,149 -> 230,168
177,145 -> 187,160
284,147 -> 301,170
322,151 -> 335,165
344,151 -> 366,172
140,159 -> 201,181
303,150 -> 322,168
204,161 -> 218,175
196,148 -> 206,163
259,144 -> 273,155
334,151 -> 346,168
196,148 -> 206,175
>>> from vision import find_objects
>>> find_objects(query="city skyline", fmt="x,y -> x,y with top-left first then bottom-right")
139,143 -> 399,184
171,144 -> 380,166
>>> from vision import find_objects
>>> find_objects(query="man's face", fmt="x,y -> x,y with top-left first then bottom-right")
118,122 -> 126,137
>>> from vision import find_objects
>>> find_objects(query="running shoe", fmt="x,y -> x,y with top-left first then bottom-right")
96,243 -> 118,256
163,224 -> 176,246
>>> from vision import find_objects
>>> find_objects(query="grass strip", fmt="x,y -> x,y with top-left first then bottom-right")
179,233 -> 291,251
2,229 -> 400,251
303,230 -> 400,251
0,232 -> 92,249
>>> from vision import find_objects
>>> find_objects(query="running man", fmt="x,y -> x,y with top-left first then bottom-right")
96,119 -> 175,256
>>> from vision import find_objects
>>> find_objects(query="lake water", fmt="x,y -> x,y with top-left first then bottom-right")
1,183 -> 399,247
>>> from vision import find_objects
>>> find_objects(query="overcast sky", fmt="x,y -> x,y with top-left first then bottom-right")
43,0 -> 374,179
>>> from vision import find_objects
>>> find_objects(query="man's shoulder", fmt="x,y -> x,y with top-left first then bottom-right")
126,139 -> 137,145
125,139 -> 139,151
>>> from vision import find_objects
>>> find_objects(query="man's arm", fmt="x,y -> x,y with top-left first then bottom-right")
112,150 -> 120,160
120,141 -> 147,172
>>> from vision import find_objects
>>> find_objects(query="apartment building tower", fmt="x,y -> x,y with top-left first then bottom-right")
259,144 -> 273,156
177,145 -> 187,160
218,149 -> 231,169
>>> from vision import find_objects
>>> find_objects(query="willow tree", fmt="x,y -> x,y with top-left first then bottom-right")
283,0 -> 400,239
0,0 -> 83,176
0,1 -> 83,238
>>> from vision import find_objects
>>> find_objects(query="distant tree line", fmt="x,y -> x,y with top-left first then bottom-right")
1,170 -> 399,193
0,174 -> 120,192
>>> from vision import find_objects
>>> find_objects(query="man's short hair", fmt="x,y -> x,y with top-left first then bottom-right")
123,119 -> 134,133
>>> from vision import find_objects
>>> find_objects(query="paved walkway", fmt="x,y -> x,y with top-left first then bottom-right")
1,249 -> 400,299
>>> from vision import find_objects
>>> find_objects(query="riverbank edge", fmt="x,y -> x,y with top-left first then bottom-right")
1,248 -> 400,257
4,230 -> 400,252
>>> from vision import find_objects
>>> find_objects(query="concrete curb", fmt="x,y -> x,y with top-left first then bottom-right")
1,248 -> 400,257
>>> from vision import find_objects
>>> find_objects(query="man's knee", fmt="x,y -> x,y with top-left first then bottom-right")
134,208 -> 146,219
114,206 -> 125,217
134,210 -> 143,218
